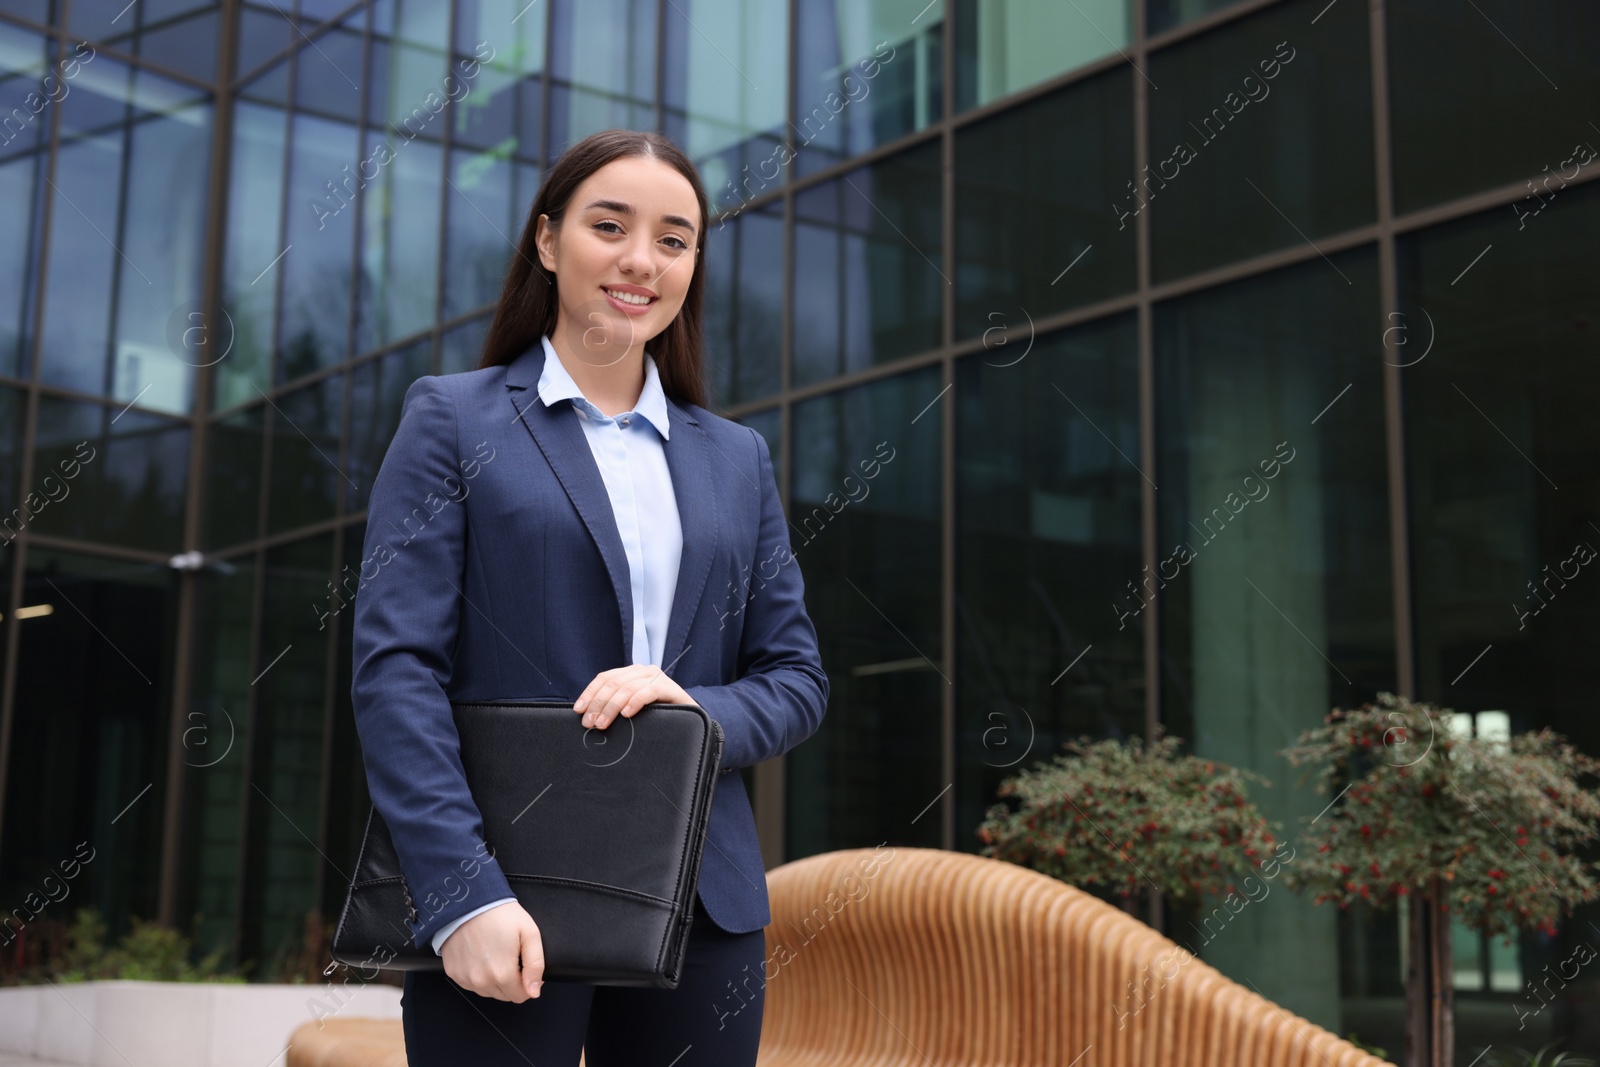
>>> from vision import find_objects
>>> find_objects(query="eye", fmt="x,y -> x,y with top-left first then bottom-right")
592,220 -> 624,235
662,235 -> 689,251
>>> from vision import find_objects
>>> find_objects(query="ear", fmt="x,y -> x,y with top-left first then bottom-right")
535,213 -> 557,272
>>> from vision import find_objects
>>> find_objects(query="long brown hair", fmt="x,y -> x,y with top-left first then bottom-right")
477,129 -> 710,409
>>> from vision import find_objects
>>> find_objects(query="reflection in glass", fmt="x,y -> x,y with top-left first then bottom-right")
178,553 -> 257,963
0,387 -> 25,519
663,0 -> 787,216
292,11 -> 364,124
326,522 -> 372,918
443,148 -> 539,321
239,534 -> 332,979
954,69 -> 1135,340
69,0 -> 218,58
440,314 -> 490,375
954,0 -> 1131,112
705,197 -> 782,407
792,140 -> 942,388
788,366 -> 943,854
31,396 -> 191,551
37,57 -> 210,415
347,343 -> 430,514
280,113 -> 357,381
548,0 -> 656,147
1388,0 -> 1599,215
954,314 -> 1144,850
1147,0 -> 1245,36
739,407 -> 781,482
4,549 -> 174,943
206,404 -> 266,550
1156,245 -> 1393,1030
356,128 -> 441,354
266,373 -> 344,536
219,100 -> 287,412
0,25 -> 52,382
235,3 -> 296,82
1147,0 -> 1372,283
793,0 -> 941,180
1401,186 -> 1600,1054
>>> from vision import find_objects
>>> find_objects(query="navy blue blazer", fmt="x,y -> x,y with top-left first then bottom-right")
349,339 -> 829,950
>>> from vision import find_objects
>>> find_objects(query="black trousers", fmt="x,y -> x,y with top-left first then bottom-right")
401,898 -> 767,1066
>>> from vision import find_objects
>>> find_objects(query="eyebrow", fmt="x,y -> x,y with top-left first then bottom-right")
582,198 -> 698,235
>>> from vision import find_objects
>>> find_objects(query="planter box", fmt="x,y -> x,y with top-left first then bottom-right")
0,980 -> 403,1067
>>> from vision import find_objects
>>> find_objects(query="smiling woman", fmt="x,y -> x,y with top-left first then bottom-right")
350,129 -> 828,1067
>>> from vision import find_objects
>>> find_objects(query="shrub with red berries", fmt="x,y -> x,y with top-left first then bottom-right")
1280,692 -> 1600,936
977,732 -> 1279,902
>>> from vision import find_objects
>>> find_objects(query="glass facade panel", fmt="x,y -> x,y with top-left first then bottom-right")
346,342 -> 430,514
37,58 -> 211,415
0,26 -> 52,383
548,0 -> 656,146
1148,0 -> 1246,37
954,313 -> 1144,850
787,366 -> 943,853
206,403 -> 267,550
238,534 -> 333,979
1388,0 -> 1600,216
32,396 -> 191,552
440,313 -> 489,375
954,69 -> 1135,339
176,553 -> 257,962
235,3 -> 298,81
356,127 -> 441,353
792,139 -> 942,388
1155,245 -> 1394,1030
705,197 -> 782,407
69,0 -> 219,48
664,0 -> 787,215
1399,181 -> 1600,1055
280,112 -> 358,381
954,0 -> 1132,112
219,100 -> 287,412
265,372 -> 345,535
1146,0 -> 1373,283
793,0 -> 942,181
3,549 -> 175,942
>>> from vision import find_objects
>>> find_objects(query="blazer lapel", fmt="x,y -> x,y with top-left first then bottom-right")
503,339 -> 718,675
660,400 -> 717,675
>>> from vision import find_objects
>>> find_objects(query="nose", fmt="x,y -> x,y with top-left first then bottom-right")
617,233 -> 654,278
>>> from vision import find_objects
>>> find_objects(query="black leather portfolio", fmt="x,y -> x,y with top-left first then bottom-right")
330,699 -> 724,989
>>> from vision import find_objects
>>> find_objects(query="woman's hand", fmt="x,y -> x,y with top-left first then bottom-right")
574,665 -> 694,729
440,901 -> 545,1002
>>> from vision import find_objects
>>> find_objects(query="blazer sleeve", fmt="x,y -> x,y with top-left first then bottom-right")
684,426 -> 829,770
349,375 -> 515,950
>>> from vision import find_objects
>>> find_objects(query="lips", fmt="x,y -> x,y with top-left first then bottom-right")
602,286 -> 657,306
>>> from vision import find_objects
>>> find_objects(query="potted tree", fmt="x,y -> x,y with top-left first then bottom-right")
976,732 -> 1282,912
1281,693 -> 1600,1067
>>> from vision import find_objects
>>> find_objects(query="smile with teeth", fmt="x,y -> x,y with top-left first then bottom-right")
604,288 -> 656,306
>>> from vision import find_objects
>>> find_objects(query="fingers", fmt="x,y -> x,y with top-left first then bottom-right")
577,667 -> 666,729
519,919 -> 546,999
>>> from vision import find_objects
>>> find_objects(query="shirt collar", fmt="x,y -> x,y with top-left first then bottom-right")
537,334 -> 671,440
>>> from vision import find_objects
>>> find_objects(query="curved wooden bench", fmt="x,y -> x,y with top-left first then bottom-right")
288,847 -> 1393,1066
755,847 -> 1394,1067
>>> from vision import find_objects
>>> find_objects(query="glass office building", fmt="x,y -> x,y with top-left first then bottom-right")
1,0 -> 1596,1055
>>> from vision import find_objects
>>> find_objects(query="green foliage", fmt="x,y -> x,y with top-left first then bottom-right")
1281,693 -> 1600,936
48,909 -> 241,984
977,733 -> 1279,902
1343,1032 -> 1388,1058
1486,1042 -> 1596,1067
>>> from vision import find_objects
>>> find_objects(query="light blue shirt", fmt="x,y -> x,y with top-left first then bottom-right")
432,334 -> 684,954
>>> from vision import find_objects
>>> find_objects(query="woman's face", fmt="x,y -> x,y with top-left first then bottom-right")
536,155 -> 701,360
